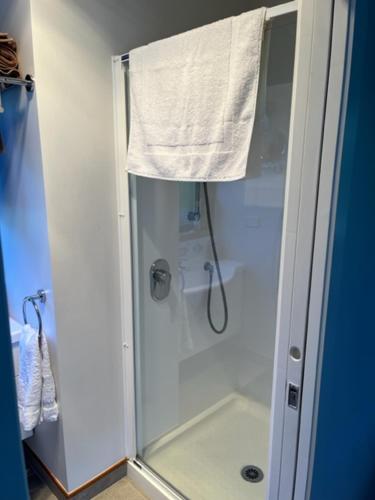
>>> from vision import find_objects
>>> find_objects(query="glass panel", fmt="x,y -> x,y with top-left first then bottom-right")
179,183 -> 202,232
130,16 -> 296,500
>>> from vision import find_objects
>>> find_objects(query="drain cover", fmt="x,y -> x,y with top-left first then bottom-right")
241,465 -> 264,483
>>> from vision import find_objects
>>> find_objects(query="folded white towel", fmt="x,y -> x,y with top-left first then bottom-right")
128,8 -> 266,182
18,324 -> 58,431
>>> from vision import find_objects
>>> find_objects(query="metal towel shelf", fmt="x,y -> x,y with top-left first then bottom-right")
0,74 -> 34,92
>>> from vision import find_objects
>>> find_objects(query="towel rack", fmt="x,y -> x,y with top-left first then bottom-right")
120,1 -> 298,63
0,74 -> 34,93
22,289 -> 47,338
0,74 -> 34,114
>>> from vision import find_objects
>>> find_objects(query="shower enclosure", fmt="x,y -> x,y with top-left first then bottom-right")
112,1 -> 347,498
129,18 -> 294,495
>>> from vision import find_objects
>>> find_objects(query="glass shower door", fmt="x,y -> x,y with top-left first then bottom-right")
130,15 -> 296,500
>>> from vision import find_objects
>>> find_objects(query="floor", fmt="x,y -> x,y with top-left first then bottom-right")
92,479 -> 148,499
28,393 -> 269,500
28,472 -> 148,500
143,392 -> 270,500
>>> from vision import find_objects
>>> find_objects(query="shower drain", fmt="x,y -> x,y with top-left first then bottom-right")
241,465 -> 264,483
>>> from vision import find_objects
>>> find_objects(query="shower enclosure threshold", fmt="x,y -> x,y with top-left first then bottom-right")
139,393 -> 270,500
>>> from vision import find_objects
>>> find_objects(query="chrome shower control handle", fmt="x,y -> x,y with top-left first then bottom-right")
153,269 -> 171,283
150,259 -> 171,301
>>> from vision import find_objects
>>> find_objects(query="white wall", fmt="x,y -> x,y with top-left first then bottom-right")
29,1 -> 127,491
1,0 -> 291,492
0,0 -> 68,486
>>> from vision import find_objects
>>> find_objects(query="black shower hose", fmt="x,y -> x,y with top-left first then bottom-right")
203,182 -> 228,334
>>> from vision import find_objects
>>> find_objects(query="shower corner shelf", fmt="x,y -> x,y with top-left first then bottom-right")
0,74 -> 35,93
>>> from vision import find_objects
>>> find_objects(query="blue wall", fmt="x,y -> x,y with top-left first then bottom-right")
0,236 -> 28,499
311,1 -> 375,499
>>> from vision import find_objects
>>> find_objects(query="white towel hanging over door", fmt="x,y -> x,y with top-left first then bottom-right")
127,7 -> 266,182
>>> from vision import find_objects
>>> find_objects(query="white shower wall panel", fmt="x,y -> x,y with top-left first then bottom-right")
215,83 -> 293,365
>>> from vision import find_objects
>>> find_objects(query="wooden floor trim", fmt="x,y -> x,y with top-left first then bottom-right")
25,444 -> 128,498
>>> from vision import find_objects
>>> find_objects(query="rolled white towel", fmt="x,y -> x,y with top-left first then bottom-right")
17,324 -> 58,431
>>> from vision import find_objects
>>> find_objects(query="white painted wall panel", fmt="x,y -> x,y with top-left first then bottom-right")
0,0 -> 67,486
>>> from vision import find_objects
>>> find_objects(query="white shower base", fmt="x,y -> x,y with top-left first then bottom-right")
143,393 -> 270,500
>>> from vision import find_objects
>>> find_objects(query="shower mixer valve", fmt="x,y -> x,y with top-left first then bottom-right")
150,258 -> 171,301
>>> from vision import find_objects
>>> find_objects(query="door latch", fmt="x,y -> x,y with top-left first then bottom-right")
288,383 -> 300,410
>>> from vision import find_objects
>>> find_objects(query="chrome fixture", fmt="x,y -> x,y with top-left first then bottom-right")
187,183 -> 201,222
120,1 -> 298,63
150,259 -> 171,301
0,74 -> 34,93
241,465 -> 264,483
22,289 -> 47,346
